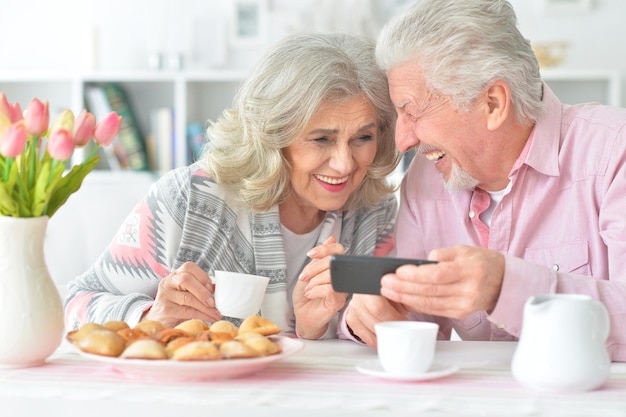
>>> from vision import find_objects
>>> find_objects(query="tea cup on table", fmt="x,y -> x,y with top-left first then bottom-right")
375,321 -> 439,375
212,270 -> 269,319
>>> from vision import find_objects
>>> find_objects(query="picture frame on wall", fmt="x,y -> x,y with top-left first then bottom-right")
230,0 -> 268,46
540,0 -> 594,14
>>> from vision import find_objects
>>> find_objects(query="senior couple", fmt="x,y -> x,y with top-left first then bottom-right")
65,0 -> 626,361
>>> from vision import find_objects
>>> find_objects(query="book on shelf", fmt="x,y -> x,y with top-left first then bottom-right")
186,122 -> 206,165
146,107 -> 175,172
83,83 -> 150,171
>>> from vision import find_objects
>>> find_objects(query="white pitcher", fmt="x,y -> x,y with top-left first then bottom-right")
511,294 -> 610,392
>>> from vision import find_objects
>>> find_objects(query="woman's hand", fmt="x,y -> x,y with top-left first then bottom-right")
293,236 -> 348,339
142,261 -> 222,328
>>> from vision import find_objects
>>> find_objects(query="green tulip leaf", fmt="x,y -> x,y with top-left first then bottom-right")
46,155 -> 100,217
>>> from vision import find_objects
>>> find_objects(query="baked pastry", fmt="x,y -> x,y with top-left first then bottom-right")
174,319 -> 209,336
134,320 -> 165,336
206,331 -> 235,345
171,340 -> 220,361
70,315 -> 282,360
66,322 -> 104,344
236,332 -> 282,356
155,328 -> 190,344
209,320 -> 239,338
219,340 -> 260,359
116,328 -> 149,345
165,336 -> 196,358
121,339 -> 168,360
238,315 -> 281,336
78,329 -> 126,357
102,320 -> 130,332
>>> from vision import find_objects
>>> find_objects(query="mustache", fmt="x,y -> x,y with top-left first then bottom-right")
414,144 -> 440,155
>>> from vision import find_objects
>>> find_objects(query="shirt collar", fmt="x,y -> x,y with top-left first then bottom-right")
516,82 -> 562,178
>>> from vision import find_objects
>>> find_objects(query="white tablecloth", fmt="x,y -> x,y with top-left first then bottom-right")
2,339 -> 626,417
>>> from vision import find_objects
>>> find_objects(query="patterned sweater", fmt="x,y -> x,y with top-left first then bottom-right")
64,163 -> 397,336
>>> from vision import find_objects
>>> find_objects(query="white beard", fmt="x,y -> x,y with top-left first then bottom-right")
443,161 -> 479,191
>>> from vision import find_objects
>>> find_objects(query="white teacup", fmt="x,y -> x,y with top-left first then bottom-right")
375,321 -> 439,375
212,270 -> 269,319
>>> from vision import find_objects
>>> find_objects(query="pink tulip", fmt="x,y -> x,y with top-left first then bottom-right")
73,109 -> 96,147
94,111 -> 122,146
0,121 -> 28,158
47,129 -> 75,161
24,98 -> 50,137
0,93 -> 23,123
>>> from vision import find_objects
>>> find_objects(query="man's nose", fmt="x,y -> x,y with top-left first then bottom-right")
395,115 -> 418,153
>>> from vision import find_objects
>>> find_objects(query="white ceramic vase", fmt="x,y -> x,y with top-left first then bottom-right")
0,216 -> 64,368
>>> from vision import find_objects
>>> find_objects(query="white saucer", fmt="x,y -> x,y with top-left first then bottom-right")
356,360 -> 459,382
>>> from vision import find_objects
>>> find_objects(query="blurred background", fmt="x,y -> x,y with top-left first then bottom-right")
2,0 -> 622,293
0,0 -> 622,81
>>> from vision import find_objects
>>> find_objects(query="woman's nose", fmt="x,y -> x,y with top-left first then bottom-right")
329,144 -> 355,173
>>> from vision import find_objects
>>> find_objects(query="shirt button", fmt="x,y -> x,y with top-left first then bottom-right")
552,264 -> 560,271
469,210 -> 476,219
496,323 -> 506,330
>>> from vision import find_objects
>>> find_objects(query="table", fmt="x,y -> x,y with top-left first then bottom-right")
2,339 -> 626,417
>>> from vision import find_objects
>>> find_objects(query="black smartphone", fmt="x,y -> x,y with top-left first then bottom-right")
330,254 -> 437,295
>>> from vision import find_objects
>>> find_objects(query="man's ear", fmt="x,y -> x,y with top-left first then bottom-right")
485,80 -> 510,131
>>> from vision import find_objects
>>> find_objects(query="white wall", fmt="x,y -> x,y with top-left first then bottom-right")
1,0 -> 625,105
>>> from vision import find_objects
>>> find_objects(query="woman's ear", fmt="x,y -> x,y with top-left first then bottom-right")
485,80 -> 510,131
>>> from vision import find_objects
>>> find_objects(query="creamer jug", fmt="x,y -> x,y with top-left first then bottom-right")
511,294 -> 610,392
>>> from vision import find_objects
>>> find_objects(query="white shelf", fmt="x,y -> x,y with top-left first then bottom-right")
541,68 -> 621,107
0,70 -> 250,170
2,68 -> 621,172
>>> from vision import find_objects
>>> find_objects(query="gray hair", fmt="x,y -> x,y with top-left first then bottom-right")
376,0 -> 544,125
203,32 -> 400,212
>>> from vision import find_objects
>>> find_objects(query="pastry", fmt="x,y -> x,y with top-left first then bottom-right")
78,329 -> 126,357
116,328 -> 149,345
165,336 -> 196,358
236,332 -> 282,356
133,320 -> 165,336
102,320 -> 130,332
219,340 -> 260,359
70,315 -> 283,361
174,319 -> 209,336
121,339 -> 168,360
171,340 -> 220,361
155,328 -> 190,344
209,320 -> 239,338
206,331 -> 235,345
66,322 -> 104,344
238,315 -> 281,336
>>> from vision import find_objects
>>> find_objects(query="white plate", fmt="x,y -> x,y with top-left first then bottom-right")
74,336 -> 303,381
356,359 -> 459,382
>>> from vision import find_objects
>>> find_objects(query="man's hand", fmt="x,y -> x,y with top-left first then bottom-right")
380,245 -> 505,318
345,294 -> 409,348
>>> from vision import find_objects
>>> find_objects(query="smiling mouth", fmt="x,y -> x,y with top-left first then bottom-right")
314,174 -> 349,185
424,150 -> 446,162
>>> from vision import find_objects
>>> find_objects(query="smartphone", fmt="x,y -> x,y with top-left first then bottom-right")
330,254 -> 437,295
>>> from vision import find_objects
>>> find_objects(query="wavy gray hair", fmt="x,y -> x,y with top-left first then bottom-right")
202,32 -> 400,212
376,0 -> 544,125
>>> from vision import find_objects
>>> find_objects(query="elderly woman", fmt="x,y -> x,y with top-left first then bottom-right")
64,32 -> 400,339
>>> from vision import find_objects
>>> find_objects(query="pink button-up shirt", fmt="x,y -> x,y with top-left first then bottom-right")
340,85 -> 626,361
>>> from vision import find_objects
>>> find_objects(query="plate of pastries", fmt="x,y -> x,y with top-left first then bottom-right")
66,315 -> 304,381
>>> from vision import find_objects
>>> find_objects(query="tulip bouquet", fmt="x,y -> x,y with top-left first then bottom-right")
0,93 -> 122,218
